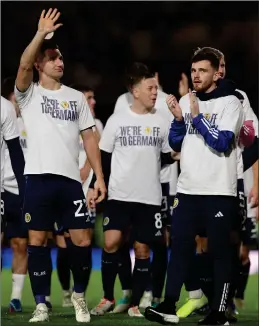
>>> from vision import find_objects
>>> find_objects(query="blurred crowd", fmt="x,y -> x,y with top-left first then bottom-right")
2,2 -> 258,123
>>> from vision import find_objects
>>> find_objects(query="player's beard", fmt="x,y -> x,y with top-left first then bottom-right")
193,80 -> 214,93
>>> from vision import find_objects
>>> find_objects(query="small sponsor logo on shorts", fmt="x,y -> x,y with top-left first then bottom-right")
173,198 -> 179,209
155,230 -> 162,236
25,213 -> 31,223
103,217 -> 109,226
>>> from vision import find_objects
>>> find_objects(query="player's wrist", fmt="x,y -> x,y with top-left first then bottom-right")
191,113 -> 199,118
36,30 -> 48,39
95,173 -> 104,180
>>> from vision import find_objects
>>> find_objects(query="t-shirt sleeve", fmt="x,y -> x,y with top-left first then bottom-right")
161,119 -> 172,153
219,96 -> 243,136
114,93 -> 132,113
99,115 -> 117,153
14,83 -> 34,110
2,100 -> 20,141
79,94 -> 95,131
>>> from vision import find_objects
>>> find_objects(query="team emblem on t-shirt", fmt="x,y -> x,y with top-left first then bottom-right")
203,113 -> 210,120
144,127 -> 151,134
25,213 -> 31,223
173,198 -> 179,209
60,101 -> 69,109
103,217 -> 110,226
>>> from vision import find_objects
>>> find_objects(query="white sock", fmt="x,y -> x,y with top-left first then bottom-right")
73,292 -> 84,299
189,289 -> 203,299
63,290 -> 71,296
11,274 -> 26,301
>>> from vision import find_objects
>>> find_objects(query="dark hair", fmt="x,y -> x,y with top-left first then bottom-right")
2,76 -> 16,100
125,62 -> 155,90
191,48 -> 220,70
70,84 -> 94,93
194,47 -> 224,60
38,39 -> 59,57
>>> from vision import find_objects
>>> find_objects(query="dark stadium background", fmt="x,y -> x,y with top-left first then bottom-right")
2,1 -> 258,126
1,1 -> 258,250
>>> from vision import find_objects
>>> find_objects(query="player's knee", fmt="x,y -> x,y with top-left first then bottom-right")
28,230 -> 47,246
11,238 -> 28,255
71,237 -> 91,247
69,229 -> 92,247
104,239 -> 120,253
134,242 -> 150,259
104,230 -> 122,253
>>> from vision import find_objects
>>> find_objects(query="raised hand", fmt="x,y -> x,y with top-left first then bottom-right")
179,73 -> 189,97
166,95 -> 183,121
189,89 -> 200,118
38,8 -> 62,35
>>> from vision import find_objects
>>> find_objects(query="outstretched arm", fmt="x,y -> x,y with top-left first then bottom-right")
16,8 -> 62,92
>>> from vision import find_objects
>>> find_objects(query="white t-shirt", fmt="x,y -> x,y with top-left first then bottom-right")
4,117 -> 27,195
114,90 -> 178,189
177,94 -> 243,196
99,107 -> 172,205
79,118 -> 104,193
1,97 -> 20,193
15,83 -> 95,183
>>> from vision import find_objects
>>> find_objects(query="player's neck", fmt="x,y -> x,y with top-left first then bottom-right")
204,83 -> 217,93
39,75 -> 61,91
131,101 -> 150,115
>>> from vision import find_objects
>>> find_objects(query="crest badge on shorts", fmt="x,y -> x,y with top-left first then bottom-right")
25,213 -> 31,223
103,217 -> 110,226
173,198 -> 179,209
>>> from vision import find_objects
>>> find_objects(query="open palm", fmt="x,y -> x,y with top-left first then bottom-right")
166,95 -> 183,120
38,8 -> 62,34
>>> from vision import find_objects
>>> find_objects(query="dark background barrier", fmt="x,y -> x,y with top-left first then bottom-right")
2,1 -> 258,124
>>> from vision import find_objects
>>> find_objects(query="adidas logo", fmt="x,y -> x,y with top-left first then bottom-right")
215,211 -> 224,218
155,230 -> 162,236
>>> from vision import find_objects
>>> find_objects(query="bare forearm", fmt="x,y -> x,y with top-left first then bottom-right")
252,160 -> 258,188
83,159 -> 91,171
20,32 -> 46,69
84,138 -> 103,178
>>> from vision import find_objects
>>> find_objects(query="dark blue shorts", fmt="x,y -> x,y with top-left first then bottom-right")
103,200 -> 163,245
2,191 -> 27,239
196,179 -> 243,238
22,174 -> 93,231
171,193 -> 238,251
161,182 -> 171,227
53,208 -> 96,236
